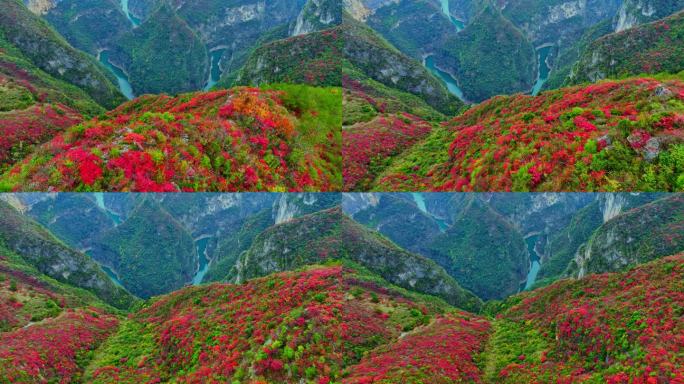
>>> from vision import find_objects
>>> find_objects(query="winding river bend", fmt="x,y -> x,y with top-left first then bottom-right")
424,0 -> 466,101
99,51 -> 134,100
531,46 -> 552,96
204,49 -> 225,91
523,235 -> 541,290
120,0 -> 140,26
192,237 -> 211,285
440,0 -> 465,30
424,56 -> 466,101
411,193 -> 449,232
93,192 -> 124,225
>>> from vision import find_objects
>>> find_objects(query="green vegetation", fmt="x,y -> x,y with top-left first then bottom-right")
570,11 -> 684,85
0,0 -> 125,108
437,4 -> 536,102
89,198 -> 196,298
427,197 -> 528,300
112,4 -> 207,95
0,200 -> 137,309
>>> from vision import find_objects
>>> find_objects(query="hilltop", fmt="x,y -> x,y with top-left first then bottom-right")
1,85 -> 342,192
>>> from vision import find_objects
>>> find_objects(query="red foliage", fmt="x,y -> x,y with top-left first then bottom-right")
0,308 -> 118,383
343,114 -> 432,190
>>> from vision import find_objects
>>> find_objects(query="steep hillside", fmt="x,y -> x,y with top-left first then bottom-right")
85,265 -> 484,383
436,4 -> 536,102
110,4 -> 207,95
614,0 -> 684,31
204,193 -> 343,282
233,27 -> 342,87
569,195 -> 684,277
0,32 -> 94,171
292,0 -> 341,36
427,197 -> 528,300
37,0 -> 131,54
349,194 -> 442,254
539,193 -> 666,281
0,200 -> 137,309
484,253 -> 684,383
1,85 -> 342,192
230,208 -> 483,312
343,15 -> 462,115
0,306 -> 118,383
571,11 -> 684,85
0,0 -> 125,108
373,77 -> 684,191
0,225 -> 122,382
89,198 -> 196,298
343,113 -> 433,190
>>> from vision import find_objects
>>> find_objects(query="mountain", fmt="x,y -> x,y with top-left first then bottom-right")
1,84 -> 342,192
229,207 -> 483,311
34,0 -> 131,54
426,197 -> 528,300
538,193 -> 666,281
570,11 -> 684,85
109,3 -> 207,95
84,264 -> 479,383
291,0 -> 342,36
342,14 -> 462,115
345,192 -> 684,301
569,194 -> 684,277
204,193 -> 343,282
30,0 -> 313,94
614,0 -> 684,31
0,0 -> 125,108
0,199 -> 137,309
435,4 -> 536,102
88,198 -> 196,298
232,27 -> 342,87
483,252 -> 683,383
372,76 -> 684,191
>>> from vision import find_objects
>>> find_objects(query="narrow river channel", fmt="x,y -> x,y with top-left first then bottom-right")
531,46 -> 552,96
192,238 -> 211,285
98,51 -> 135,100
204,49 -> 225,91
523,235 -> 541,290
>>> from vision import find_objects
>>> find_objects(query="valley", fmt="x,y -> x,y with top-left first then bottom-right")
97,50 -> 135,100
0,192 -> 681,382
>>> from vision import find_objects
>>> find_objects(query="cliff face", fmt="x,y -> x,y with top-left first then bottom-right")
570,11 -> 684,84
614,0 -> 684,32
291,0 -> 342,36
570,195 -> 684,278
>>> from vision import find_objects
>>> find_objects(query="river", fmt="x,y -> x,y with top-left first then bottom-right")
411,193 -> 449,232
93,193 -> 124,225
101,265 -> 124,287
98,51 -> 135,100
424,56 -> 466,101
440,0 -> 465,30
204,49 -> 225,91
192,237 -> 211,285
120,0 -> 141,26
531,46 -> 552,96
523,235 -> 541,290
